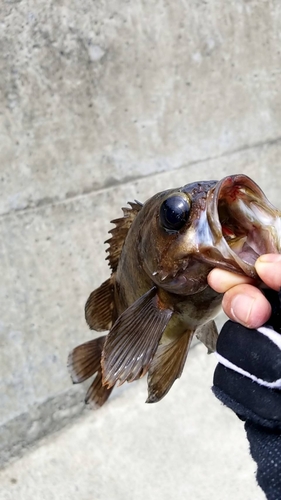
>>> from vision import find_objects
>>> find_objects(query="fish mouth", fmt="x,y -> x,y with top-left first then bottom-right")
203,174 -> 281,277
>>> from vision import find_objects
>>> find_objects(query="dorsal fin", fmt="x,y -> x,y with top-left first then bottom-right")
85,278 -> 115,331
105,200 -> 143,272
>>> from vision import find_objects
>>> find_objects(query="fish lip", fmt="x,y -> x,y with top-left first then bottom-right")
201,174 -> 281,278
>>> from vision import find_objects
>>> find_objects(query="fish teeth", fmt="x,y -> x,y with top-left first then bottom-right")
160,272 -> 169,281
152,271 -> 158,276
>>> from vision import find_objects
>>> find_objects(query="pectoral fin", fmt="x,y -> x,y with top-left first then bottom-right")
146,330 -> 194,403
195,320 -> 218,353
101,287 -> 173,388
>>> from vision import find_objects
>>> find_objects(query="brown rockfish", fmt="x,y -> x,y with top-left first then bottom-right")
68,175 -> 281,408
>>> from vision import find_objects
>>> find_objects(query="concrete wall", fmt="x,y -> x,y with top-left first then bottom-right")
1,0 -> 281,465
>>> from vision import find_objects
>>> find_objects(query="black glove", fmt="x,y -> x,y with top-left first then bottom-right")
213,289 -> 281,500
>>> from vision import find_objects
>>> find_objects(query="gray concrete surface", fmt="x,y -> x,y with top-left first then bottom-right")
0,0 -> 281,492
1,0 -> 281,216
2,143 -> 281,466
0,345 -> 265,500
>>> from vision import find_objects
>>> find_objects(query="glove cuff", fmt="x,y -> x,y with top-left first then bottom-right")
213,364 -> 281,430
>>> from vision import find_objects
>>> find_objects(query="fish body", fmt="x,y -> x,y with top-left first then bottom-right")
68,175 -> 281,407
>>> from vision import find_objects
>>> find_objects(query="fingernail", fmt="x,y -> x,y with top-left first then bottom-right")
231,294 -> 255,326
257,254 -> 281,264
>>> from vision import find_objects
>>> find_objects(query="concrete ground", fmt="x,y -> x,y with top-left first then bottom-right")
0,343 -> 265,500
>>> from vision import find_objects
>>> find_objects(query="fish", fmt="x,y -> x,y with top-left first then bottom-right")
68,174 -> 281,408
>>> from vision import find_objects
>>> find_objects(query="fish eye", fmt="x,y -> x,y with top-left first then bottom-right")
159,195 -> 191,232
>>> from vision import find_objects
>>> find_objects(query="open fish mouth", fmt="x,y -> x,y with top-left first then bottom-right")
204,174 -> 281,277
148,174 -> 281,294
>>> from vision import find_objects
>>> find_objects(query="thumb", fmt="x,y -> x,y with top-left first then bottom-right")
255,254 -> 281,290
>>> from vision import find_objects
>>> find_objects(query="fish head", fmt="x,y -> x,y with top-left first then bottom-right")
139,175 -> 281,295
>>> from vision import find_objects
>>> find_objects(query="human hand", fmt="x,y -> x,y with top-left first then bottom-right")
209,252 -> 281,424
207,254 -> 281,329
209,254 -> 281,498
212,313 -> 281,495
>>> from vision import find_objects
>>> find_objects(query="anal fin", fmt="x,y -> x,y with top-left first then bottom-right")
195,320 -> 218,354
102,287 -> 173,388
146,330 -> 194,403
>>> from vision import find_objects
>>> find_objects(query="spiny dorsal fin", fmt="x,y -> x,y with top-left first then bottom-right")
105,200 -> 143,272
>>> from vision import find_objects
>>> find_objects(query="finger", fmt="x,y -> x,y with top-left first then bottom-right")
207,268 -> 255,294
222,283 -> 272,329
255,254 -> 281,291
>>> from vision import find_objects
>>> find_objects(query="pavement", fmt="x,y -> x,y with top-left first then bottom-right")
0,343 -> 265,500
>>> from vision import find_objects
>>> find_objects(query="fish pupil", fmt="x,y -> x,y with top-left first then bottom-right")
160,196 -> 191,231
